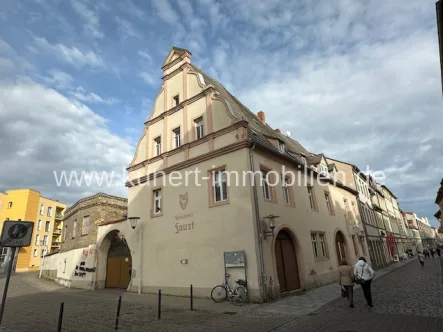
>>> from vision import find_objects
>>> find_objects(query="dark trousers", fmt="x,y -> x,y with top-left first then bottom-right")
360,280 -> 372,306
343,285 -> 354,306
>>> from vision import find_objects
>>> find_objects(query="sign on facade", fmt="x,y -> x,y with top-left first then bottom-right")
224,250 -> 245,268
0,221 -> 34,247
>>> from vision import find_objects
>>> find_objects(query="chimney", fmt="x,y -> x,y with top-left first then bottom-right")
275,128 -> 281,134
257,111 -> 265,122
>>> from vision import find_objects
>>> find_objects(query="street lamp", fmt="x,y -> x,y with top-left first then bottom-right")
38,240 -> 47,279
127,216 -> 141,294
263,214 -> 279,239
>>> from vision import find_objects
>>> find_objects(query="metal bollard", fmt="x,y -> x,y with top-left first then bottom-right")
56,302 -> 64,332
114,296 -> 122,330
190,284 -> 194,311
157,289 -> 162,320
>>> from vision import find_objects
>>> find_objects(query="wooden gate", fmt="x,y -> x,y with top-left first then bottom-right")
105,234 -> 132,289
275,230 -> 301,293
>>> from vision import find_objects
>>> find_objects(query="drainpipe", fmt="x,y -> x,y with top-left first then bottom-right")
138,225 -> 142,295
248,142 -> 266,302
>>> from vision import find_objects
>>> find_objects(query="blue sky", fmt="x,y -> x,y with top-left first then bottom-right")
0,0 -> 442,227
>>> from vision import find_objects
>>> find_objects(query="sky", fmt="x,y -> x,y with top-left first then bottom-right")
0,0 -> 442,227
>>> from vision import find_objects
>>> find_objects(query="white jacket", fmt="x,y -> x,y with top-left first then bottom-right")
354,260 -> 375,281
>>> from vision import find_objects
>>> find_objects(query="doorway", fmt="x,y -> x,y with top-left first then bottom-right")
105,233 -> 132,289
335,231 -> 347,264
275,230 -> 301,293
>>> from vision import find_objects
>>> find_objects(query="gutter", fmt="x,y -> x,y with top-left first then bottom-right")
248,141 -> 266,303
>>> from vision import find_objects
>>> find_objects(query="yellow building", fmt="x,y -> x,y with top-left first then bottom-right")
0,189 -> 66,272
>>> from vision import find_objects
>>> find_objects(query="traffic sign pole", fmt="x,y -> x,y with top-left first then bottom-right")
0,246 -> 17,326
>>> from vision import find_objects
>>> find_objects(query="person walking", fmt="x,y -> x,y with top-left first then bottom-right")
354,257 -> 375,308
338,259 -> 355,308
418,251 -> 425,267
436,247 -> 441,258
430,248 -> 435,259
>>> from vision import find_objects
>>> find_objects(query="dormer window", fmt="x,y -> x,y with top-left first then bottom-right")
320,164 -> 328,176
301,156 -> 307,165
173,95 -> 180,106
278,140 -> 285,153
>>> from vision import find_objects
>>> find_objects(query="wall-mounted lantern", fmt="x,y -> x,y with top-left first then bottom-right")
128,216 -> 140,230
263,214 -> 279,239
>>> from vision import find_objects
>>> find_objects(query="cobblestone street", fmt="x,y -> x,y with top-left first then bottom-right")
0,258 -> 442,331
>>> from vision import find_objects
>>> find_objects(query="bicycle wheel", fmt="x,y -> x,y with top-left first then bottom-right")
232,285 -> 247,306
211,285 -> 227,302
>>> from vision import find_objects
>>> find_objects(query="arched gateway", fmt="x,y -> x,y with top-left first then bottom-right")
104,231 -> 132,289
274,229 -> 301,293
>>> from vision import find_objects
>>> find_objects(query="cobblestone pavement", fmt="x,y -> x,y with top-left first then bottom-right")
275,257 -> 443,331
0,258 -> 441,331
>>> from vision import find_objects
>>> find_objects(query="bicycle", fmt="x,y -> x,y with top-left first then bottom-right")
211,273 -> 247,306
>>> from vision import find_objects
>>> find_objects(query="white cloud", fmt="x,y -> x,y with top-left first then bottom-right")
0,57 -> 14,72
33,37 -> 103,68
152,0 -> 179,23
71,86 -> 119,105
139,72 -> 156,86
0,79 -> 132,204
138,51 -> 152,63
116,16 -> 143,40
40,69 -> 74,89
70,0 -> 104,39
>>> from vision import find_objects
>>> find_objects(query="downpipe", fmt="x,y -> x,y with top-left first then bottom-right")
248,142 -> 266,302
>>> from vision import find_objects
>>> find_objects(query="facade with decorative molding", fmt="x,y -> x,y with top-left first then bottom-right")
92,47 -> 369,303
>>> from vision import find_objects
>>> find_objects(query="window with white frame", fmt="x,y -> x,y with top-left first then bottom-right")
261,170 -> 271,200
307,186 -> 316,210
311,232 -> 327,258
320,164 -> 328,176
33,249 -> 38,257
324,191 -> 334,215
319,233 -> 327,257
0,248 -> 8,263
45,221 -> 50,232
35,234 -> 40,246
173,128 -> 181,148
154,137 -> 161,156
282,177 -> 290,205
278,140 -> 285,153
39,204 -> 44,215
212,170 -> 228,202
73,219 -> 77,238
42,248 -> 47,257
195,117 -> 204,139
153,189 -> 162,214
43,235 -> 48,245
82,216 -> 90,235
37,219 -> 42,231
47,206 -> 52,217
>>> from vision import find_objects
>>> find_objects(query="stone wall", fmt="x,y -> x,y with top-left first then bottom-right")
61,193 -> 127,252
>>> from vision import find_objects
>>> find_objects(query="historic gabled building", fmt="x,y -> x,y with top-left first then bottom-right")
89,47 -> 369,302
326,159 -> 390,269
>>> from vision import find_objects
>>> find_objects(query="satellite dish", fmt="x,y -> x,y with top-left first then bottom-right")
286,130 -> 292,137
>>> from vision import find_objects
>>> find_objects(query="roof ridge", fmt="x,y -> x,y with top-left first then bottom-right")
189,63 -> 310,156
